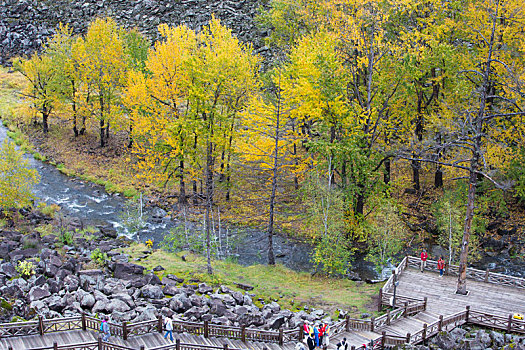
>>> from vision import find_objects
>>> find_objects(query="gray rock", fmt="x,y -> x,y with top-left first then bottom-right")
113,262 -> 145,280
81,294 -> 96,309
163,285 -> 181,296
209,298 -> 228,317
198,283 -> 213,294
63,274 -> 80,292
112,292 -> 134,307
29,285 -> 51,301
141,285 -> 164,299
170,293 -> 192,312
211,293 -> 236,306
108,299 -> 131,313
268,314 -> 286,329
0,262 -> 17,278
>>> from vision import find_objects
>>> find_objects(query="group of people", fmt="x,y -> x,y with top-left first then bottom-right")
298,321 -> 331,350
420,249 -> 446,277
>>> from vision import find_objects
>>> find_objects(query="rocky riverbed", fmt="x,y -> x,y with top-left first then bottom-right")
0,210 -> 339,329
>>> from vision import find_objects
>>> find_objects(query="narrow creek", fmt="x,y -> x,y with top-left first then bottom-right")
4,123 -> 522,280
0,123 -> 383,280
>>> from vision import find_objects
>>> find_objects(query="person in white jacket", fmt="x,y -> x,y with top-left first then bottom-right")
164,317 -> 174,342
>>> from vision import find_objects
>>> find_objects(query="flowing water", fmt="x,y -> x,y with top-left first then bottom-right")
5,123 -> 521,280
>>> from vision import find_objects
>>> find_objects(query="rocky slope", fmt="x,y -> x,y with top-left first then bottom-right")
0,210 -> 334,329
0,0 -> 270,65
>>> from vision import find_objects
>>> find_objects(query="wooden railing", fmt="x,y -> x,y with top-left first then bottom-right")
405,256 -> 525,289
24,338 -> 242,350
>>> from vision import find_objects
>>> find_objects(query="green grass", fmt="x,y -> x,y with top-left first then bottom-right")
119,243 -> 381,316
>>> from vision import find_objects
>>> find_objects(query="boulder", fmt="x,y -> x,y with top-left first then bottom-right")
163,274 -> 184,285
211,293 -> 236,306
198,283 -> 213,294
29,285 -> 51,301
0,262 -> 17,279
141,285 -> 164,299
163,285 -> 181,296
112,292 -> 134,307
81,294 -> 96,309
268,314 -> 286,329
63,275 -> 80,292
209,298 -> 228,317
169,293 -> 192,313
108,299 -> 131,313
113,262 -> 145,280
184,306 -> 210,320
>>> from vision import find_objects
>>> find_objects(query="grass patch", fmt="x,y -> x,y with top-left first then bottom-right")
119,243 -> 381,315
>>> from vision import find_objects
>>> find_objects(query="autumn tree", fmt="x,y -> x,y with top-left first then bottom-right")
403,0 -> 525,294
125,24 -> 197,206
73,18 -> 127,147
239,70 -> 297,265
0,140 -> 40,211
188,16 -> 260,273
14,52 -> 57,134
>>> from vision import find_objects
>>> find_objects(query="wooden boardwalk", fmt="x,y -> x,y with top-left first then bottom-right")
2,256 -> 524,350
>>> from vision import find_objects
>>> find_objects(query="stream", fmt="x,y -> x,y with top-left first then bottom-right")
3,123 -> 522,280
0,123 -> 381,280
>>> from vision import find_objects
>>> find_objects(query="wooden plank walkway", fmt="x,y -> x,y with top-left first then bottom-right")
2,260 -> 524,350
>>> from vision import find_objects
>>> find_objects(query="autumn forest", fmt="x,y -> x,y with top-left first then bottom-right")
7,0 -> 525,293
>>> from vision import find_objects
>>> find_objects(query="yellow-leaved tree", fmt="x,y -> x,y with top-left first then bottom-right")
0,140 -> 40,212
73,18 -> 127,147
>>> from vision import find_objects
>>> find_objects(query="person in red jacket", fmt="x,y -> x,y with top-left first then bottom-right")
437,256 -> 445,277
420,249 -> 428,272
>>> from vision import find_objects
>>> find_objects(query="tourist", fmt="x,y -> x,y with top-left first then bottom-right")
102,317 -> 110,341
313,323 -> 320,348
321,323 -> 330,350
420,249 -> 428,272
437,256 -> 445,277
336,337 -> 348,350
307,333 -> 316,350
303,321 -> 311,342
164,316 -> 174,342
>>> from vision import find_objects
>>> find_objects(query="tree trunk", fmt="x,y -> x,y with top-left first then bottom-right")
72,81 -> 78,137
411,158 -> 420,191
205,139 -> 215,275
42,107 -> 49,134
178,158 -> 187,206
434,166 -> 443,188
100,119 -> 105,147
384,158 -> 391,185
456,167 -> 477,295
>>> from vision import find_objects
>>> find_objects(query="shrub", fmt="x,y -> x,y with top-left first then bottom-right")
90,248 -> 108,266
16,260 -> 35,278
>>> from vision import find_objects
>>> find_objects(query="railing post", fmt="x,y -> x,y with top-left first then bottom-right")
378,288 -> 383,312
140,346 -> 145,350
157,315 -> 163,333
81,312 -> 87,331
424,297 -> 428,311
38,315 -> 45,336
298,325 -> 302,341
507,314 -> 513,332
387,310 -> 391,326
403,302 -> 408,317
485,268 -> 489,283
351,347 -> 356,350
370,317 -> 375,332
98,336 -> 102,349
422,323 -> 427,344
438,315 -> 443,332
223,343 -> 228,350
123,322 -> 128,340
406,333 -> 411,344
381,331 -> 386,350
279,329 -> 284,346
345,316 -> 350,331
53,342 -> 58,350
465,306 -> 470,323
204,320 -> 209,338
241,325 -> 246,342
176,338 -> 181,350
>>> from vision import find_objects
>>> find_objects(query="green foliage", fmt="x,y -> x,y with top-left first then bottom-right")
37,202 -> 61,218
58,230 -> 74,246
16,260 -> 35,279
0,140 -> 40,211
119,196 -> 147,236
303,164 -> 353,275
90,248 -> 108,266
508,148 -> 525,203
366,198 -> 407,271
431,186 -> 482,264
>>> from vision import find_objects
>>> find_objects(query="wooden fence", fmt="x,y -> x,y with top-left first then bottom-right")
405,256 -> 525,289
